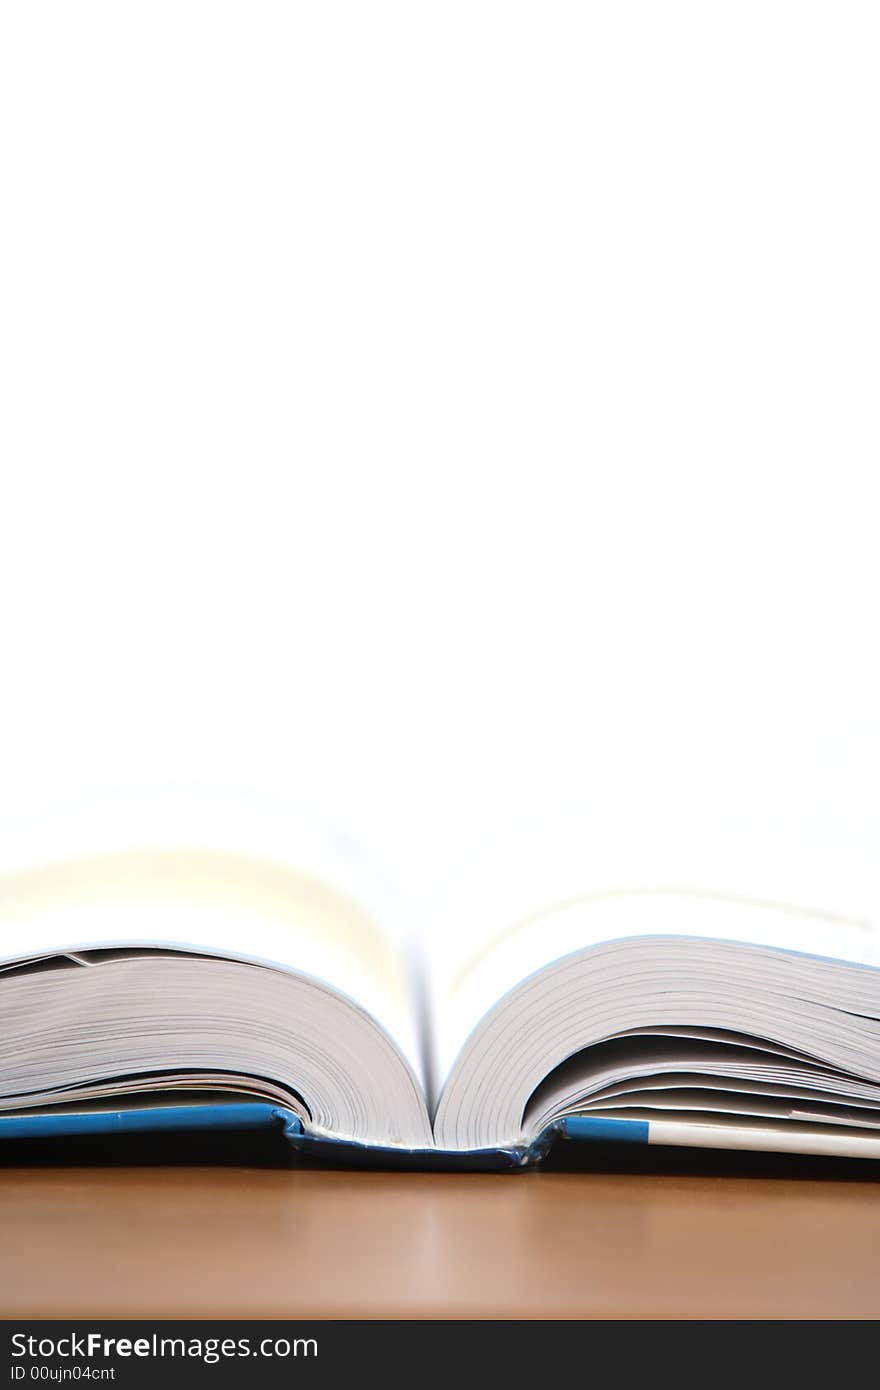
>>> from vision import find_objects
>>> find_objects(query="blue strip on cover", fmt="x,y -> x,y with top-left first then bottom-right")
559,1115 -> 650,1144
0,1102 -> 296,1142
0,1103 -> 530,1169
0,1104 -> 649,1162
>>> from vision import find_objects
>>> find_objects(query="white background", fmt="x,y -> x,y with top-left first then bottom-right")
1,3 -> 877,941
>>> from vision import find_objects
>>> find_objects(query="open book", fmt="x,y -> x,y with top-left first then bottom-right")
1,793 -> 879,1167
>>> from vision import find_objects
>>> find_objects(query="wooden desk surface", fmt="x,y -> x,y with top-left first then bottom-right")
2,1151 -> 879,1318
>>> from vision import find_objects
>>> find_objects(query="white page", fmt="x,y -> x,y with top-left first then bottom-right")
0,790 -> 426,1086
427,813 -> 880,1086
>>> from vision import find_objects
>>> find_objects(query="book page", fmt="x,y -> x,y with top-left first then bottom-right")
425,807 -> 880,1089
0,789 -> 426,1087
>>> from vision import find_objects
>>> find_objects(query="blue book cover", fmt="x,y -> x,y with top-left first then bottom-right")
3,1103 -> 879,1167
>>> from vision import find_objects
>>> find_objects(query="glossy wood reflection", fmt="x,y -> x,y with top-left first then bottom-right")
2,1158 -> 879,1318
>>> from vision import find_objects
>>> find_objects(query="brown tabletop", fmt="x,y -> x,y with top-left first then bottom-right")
2,1150 -> 879,1318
